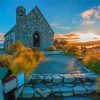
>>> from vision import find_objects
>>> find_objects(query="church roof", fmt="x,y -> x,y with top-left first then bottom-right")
5,6 -> 54,37
4,25 -> 16,37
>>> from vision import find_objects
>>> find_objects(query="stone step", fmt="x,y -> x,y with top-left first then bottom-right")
15,82 -> 97,99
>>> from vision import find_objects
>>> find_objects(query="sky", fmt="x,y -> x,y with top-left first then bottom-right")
0,0 -> 100,39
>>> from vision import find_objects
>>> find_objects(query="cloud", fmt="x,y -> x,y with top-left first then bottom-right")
50,22 -> 71,30
55,32 -> 100,42
81,6 -> 100,25
82,20 -> 95,25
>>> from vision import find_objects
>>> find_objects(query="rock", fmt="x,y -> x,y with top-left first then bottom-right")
64,84 -> 73,87
80,77 -> 87,82
32,74 -> 43,82
51,86 -> 60,93
34,83 -> 46,88
86,73 -> 97,82
60,86 -> 73,96
25,75 -> 32,84
83,82 -> 94,86
91,84 -> 96,92
55,93 -> 61,96
52,75 -> 62,83
62,92 -> 73,97
60,86 -> 73,92
22,86 -> 34,98
43,75 -> 52,82
34,92 -> 41,97
75,78 -> 81,84
15,86 -> 24,99
37,87 -> 51,97
84,85 -> 94,93
64,75 -> 75,83
73,85 -> 86,94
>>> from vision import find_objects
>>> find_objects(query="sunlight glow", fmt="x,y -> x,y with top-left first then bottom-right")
79,32 -> 100,42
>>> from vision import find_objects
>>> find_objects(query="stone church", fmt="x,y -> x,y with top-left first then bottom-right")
4,6 -> 54,50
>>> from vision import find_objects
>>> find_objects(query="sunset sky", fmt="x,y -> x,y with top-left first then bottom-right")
0,0 -> 100,42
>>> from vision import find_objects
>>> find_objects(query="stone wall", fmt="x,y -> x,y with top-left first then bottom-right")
15,7 -> 54,50
15,73 -> 98,99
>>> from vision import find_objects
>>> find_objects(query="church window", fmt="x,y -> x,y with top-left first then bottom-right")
19,10 -> 24,16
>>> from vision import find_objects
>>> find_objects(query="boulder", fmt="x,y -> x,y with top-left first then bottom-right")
86,73 -> 97,82
22,86 -> 34,98
32,74 -> 43,82
60,86 -> 73,96
62,92 -> 73,97
37,87 -> 51,97
43,75 -> 52,83
64,75 -> 75,83
25,75 -> 32,84
73,85 -> 86,94
34,92 -> 41,97
51,86 -> 61,93
34,83 -> 46,88
64,84 -> 73,87
84,85 -> 94,93
15,86 -> 24,99
52,75 -> 62,83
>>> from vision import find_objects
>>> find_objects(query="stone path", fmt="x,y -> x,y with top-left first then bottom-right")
15,73 -> 98,99
33,54 -> 89,74
15,53 -> 98,100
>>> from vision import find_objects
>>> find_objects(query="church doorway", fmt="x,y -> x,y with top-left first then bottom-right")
33,32 -> 40,47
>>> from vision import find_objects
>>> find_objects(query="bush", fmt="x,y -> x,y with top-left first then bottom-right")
82,51 -> 100,73
0,54 -> 12,67
0,42 -> 44,76
47,46 -> 56,51
56,44 -> 63,50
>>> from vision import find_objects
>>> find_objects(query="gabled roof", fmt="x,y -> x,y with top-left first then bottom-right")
4,25 -> 16,37
27,6 -> 54,33
5,6 -> 54,37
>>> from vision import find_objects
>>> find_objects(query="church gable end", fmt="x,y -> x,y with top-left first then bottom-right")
4,6 -> 54,51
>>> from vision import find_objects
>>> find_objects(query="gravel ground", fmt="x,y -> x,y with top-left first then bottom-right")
33,54 -> 89,74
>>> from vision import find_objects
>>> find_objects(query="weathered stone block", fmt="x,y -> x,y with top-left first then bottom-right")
37,87 -> 51,97
60,86 -> 73,96
22,86 -> 34,98
64,84 -> 73,87
51,86 -> 61,93
15,86 -> 24,98
64,76 -> 75,83
73,85 -> 86,94
34,83 -> 46,88
43,75 -> 52,82
25,75 -> 32,84
32,74 -> 43,82
52,75 -> 62,83
62,92 -> 73,96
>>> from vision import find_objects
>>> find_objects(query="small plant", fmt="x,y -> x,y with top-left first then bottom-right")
47,46 -> 56,51
0,41 -> 44,76
56,44 -> 63,50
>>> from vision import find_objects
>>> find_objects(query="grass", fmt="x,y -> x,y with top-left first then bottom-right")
0,41 -> 44,76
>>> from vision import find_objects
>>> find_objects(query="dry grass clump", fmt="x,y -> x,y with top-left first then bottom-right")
47,46 -> 56,51
0,41 -> 44,76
